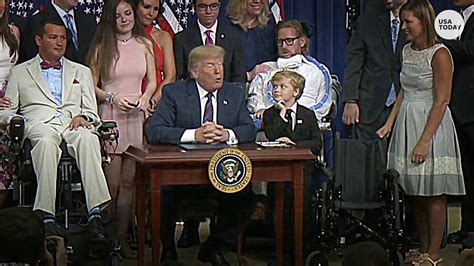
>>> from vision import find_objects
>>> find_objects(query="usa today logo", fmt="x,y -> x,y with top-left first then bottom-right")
435,10 -> 464,40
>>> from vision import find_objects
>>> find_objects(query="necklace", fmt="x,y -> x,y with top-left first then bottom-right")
117,36 -> 132,43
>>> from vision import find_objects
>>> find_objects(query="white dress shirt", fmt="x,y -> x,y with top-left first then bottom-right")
197,19 -> 218,45
180,82 -> 238,144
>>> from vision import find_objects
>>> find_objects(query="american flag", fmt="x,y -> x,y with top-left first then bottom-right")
9,0 -> 103,23
160,0 -> 284,34
9,0 -> 282,32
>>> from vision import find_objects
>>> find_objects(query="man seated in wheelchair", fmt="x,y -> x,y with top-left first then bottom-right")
263,70 -> 322,256
0,18 -> 111,242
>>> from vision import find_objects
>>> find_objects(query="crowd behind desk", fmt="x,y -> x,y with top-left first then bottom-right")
124,143 -> 315,266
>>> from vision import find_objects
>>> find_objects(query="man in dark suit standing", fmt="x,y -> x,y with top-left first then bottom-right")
341,0 -> 407,140
443,0 -> 474,244
19,0 -> 97,65
146,45 -> 256,265
173,0 -> 246,85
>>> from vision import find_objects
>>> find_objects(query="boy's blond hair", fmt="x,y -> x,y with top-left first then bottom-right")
271,71 -> 306,100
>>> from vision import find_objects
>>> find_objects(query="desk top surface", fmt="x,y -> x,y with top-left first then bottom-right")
124,143 -> 315,164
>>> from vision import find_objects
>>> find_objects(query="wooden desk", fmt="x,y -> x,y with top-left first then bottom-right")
124,143 -> 315,266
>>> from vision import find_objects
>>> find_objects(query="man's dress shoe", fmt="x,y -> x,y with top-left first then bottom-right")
197,244 -> 230,266
88,217 -> 107,243
448,230 -> 468,244
177,222 -> 200,248
161,247 -> 178,263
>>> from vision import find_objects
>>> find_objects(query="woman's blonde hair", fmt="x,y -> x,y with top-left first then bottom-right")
227,0 -> 270,31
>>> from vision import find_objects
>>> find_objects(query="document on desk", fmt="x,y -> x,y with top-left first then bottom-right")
256,141 -> 291,148
178,143 -> 229,150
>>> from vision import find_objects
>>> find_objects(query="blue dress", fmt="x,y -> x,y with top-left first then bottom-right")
222,17 -> 278,71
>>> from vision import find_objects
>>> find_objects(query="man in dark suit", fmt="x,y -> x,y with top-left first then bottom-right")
341,0 -> 407,140
19,0 -> 97,65
443,0 -> 474,244
146,45 -> 256,265
173,0 -> 246,85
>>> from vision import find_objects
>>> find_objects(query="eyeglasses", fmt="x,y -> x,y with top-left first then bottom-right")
276,37 -> 300,47
196,2 -> 220,12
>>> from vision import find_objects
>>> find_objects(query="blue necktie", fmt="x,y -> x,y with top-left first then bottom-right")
203,93 -> 213,123
64,14 -> 78,49
391,18 -> 399,52
386,19 -> 399,106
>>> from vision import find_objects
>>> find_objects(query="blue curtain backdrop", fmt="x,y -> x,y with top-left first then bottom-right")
282,0 -> 459,137
285,0 -> 457,81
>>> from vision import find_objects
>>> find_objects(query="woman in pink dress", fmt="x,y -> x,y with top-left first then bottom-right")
87,0 -> 156,259
134,0 -> 175,105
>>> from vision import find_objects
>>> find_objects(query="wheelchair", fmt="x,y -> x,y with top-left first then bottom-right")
8,117 -> 122,266
305,138 -> 407,265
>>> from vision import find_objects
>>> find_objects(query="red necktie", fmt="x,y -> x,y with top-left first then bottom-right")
205,30 -> 213,45
40,61 -> 62,70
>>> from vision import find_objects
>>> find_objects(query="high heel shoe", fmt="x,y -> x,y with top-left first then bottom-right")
412,253 -> 443,266
119,236 -> 137,260
405,248 -> 421,264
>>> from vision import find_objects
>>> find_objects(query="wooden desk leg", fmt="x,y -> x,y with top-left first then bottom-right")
151,171 -> 162,266
275,182 -> 284,266
293,163 -> 304,266
136,167 -> 146,266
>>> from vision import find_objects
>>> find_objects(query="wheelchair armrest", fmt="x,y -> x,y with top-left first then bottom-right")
9,116 -> 25,144
98,120 -> 119,142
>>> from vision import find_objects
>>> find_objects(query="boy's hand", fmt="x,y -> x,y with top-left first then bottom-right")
276,137 -> 296,145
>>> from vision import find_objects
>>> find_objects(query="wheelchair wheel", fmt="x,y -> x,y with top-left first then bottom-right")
305,250 -> 329,266
109,253 -> 122,266
390,250 -> 404,266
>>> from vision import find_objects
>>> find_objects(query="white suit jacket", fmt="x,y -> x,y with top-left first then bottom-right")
0,56 -> 99,128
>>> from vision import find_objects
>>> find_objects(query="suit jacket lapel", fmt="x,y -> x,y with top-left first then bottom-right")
462,15 -> 474,40
217,86 -> 230,125
186,80 -> 202,127
395,22 -> 406,53
377,12 -> 392,54
215,24 -> 225,46
26,60 -> 57,104
190,23 -> 205,46
62,59 -> 76,103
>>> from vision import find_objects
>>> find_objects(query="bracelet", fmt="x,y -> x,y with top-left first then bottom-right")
105,92 -> 118,104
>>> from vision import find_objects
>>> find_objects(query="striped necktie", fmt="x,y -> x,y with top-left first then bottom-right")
205,30 -> 213,45
203,93 -> 213,123
64,14 -> 78,49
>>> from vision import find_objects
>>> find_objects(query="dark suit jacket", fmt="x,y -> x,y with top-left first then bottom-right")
342,10 -> 406,124
173,22 -> 246,83
263,104 -> 322,156
444,14 -> 474,124
19,4 -> 97,65
146,79 -> 256,144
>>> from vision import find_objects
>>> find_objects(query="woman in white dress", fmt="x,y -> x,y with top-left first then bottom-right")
0,0 -> 20,208
377,0 -> 465,265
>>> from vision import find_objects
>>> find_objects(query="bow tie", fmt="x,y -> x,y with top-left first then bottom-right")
40,61 -> 62,70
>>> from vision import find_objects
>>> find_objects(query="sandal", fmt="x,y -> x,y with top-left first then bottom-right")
412,253 -> 443,266
405,248 -> 421,264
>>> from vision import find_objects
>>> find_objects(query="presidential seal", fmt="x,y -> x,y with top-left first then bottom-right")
208,148 -> 252,193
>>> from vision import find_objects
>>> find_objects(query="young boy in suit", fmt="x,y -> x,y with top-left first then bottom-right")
263,70 -> 322,155
263,70 -> 322,258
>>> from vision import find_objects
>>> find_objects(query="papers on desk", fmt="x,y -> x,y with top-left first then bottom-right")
178,143 -> 229,150
256,141 -> 291,148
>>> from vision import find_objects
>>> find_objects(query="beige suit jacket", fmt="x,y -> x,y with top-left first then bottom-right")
0,56 -> 99,127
